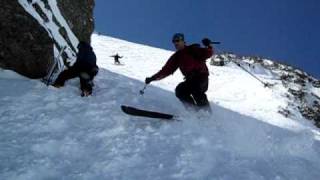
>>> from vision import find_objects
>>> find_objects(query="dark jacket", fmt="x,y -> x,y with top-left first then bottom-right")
152,44 -> 213,80
74,42 -> 97,72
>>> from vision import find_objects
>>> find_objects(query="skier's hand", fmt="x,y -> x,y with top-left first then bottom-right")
145,77 -> 154,84
202,38 -> 212,47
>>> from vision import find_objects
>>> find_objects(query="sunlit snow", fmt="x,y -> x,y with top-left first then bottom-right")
1,34 -> 320,180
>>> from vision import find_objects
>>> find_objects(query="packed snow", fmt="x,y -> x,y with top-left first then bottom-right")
1,34 -> 320,180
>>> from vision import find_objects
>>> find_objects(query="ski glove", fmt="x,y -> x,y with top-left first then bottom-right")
202,38 -> 212,47
145,77 -> 154,84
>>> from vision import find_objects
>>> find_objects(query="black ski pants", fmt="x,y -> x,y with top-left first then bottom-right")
175,75 -> 210,109
54,66 -> 98,93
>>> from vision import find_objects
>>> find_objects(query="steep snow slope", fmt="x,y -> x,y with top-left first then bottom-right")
1,34 -> 320,180
92,34 -> 316,131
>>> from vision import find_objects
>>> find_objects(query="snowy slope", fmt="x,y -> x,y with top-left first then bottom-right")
1,34 -> 320,180
92,34 -> 317,131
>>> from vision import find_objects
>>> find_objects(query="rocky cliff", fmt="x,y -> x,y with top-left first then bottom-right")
0,0 -> 95,78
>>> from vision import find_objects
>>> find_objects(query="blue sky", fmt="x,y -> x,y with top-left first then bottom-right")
94,0 -> 320,78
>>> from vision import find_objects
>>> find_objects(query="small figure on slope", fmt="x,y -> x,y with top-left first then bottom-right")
111,53 -> 123,65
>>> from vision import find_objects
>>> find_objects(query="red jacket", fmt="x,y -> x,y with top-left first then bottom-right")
152,44 -> 213,80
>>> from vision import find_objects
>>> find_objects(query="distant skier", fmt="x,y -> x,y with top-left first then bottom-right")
111,53 -> 123,65
53,41 -> 99,97
145,33 -> 214,112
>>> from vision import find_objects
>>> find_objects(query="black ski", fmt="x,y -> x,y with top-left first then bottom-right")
121,105 -> 175,120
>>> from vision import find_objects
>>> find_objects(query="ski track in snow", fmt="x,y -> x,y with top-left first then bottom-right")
1,35 -> 320,179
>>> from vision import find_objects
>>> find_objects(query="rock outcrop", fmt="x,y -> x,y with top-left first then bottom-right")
0,0 -> 95,79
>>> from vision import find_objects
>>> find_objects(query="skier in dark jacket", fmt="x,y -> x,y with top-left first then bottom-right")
145,33 -> 214,112
111,54 -> 123,65
53,41 -> 99,96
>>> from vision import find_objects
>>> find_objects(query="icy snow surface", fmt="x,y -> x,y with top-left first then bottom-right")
1,34 -> 320,180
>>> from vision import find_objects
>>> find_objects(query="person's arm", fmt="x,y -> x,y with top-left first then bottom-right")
202,46 -> 214,60
201,38 -> 214,60
190,45 -> 214,62
146,54 -> 179,84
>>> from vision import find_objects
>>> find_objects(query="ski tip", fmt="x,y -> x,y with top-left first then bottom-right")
121,105 -> 128,111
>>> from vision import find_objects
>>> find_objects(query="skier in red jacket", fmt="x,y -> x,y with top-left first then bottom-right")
145,33 -> 214,112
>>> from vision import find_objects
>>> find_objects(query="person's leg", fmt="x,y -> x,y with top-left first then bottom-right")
79,67 -> 99,96
53,68 -> 78,87
193,93 -> 211,113
89,66 -> 99,87
79,72 -> 92,96
175,81 -> 196,106
191,76 -> 212,112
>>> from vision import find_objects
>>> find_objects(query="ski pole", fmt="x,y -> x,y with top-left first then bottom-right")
213,46 -> 273,88
139,84 -> 148,95
45,46 -> 67,86
211,41 -> 221,45
231,59 -> 273,88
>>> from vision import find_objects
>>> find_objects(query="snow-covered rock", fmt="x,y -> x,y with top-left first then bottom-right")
0,0 -> 94,78
211,52 -> 320,127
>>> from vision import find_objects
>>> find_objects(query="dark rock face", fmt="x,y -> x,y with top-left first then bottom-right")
0,0 -> 95,79
0,0 -> 53,78
58,0 -> 95,43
